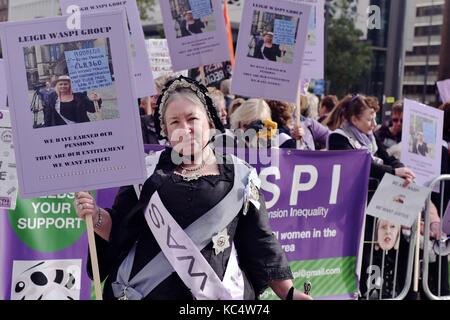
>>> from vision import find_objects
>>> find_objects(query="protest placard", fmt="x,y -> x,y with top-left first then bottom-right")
159,0 -> 229,71
290,0 -> 325,79
401,99 -> 444,191
145,39 -> 188,79
0,110 -> 18,210
366,174 -> 430,227
0,60 -> 6,108
60,0 -> 156,97
0,11 -> 146,198
231,0 -> 311,102
437,79 -> 450,103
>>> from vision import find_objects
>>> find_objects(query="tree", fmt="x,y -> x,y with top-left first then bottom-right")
136,0 -> 156,21
325,15 -> 372,97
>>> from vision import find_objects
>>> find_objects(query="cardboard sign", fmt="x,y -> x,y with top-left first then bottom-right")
401,99 -> 444,191
0,11 -> 146,198
159,0 -> 229,71
231,0 -> 311,102
367,174 -> 430,227
60,0 -> 156,97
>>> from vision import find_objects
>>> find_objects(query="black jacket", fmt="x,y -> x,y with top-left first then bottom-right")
328,132 -> 404,182
44,91 -> 101,127
88,150 -> 292,300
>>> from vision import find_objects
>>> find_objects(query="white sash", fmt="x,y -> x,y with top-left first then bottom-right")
144,189 -> 244,300
55,98 -> 75,124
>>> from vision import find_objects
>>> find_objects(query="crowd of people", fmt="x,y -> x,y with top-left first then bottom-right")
73,73 -> 450,300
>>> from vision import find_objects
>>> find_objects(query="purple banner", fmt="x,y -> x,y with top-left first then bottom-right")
0,193 -> 91,300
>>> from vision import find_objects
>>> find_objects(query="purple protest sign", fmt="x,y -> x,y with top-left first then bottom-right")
231,0 -> 311,102
60,0 -> 157,97
159,0 -> 230,71
0,11 -> 146,198
401,99 -> 443,191
0,193 -> 92,300
249,148 -> 370,299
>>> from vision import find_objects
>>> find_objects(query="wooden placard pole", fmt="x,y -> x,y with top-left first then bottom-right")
85,214 -> 103,300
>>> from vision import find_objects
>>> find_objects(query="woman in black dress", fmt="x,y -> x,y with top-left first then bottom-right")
74,76 -> 312,300
253,32 -> 286,62
44,75 -> 102,127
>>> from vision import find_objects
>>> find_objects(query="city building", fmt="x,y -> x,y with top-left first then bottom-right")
402,0 -> 446,105
438,0 -> 450,87
0,0 -> 8,22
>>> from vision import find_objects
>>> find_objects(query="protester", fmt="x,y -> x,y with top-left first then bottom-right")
139,74 -> 176,145
266,99 -> 330,150
43,75 -> 101,127
318,95 -> 338,124
327,95 -> 414,183
229,98 -> 280,148
300,92 -> 320,119
74,76 -> 312,301
139,97 -> 159,145
228,98 -> 246,117
374,101 -> 403,158
207,87 -> 228,127
219,79 -> 234,110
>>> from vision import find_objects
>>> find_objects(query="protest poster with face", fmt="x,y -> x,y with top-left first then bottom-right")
159,0 -> 230,71
290,0 -> 324,79
401,99 -> 443,191
0,11 -> 146,198
60,0 -> 156,98
231,0 -> 311,102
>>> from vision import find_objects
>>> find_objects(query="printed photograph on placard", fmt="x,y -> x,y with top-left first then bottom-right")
408,113 -> 437,159
247,10 -> 299,64
169,0 -> 216,38
24,39 -> 119,129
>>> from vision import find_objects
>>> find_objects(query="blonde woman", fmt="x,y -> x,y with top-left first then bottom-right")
44,75 -> 101,127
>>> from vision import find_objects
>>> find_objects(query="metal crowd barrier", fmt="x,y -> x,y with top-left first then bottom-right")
422,175 -> 450,300
359,178 -> 417,300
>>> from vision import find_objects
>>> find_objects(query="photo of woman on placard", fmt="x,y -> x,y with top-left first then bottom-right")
43,75 -> 102,127
179,10 -> 208,37
252,31 -> 286,62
